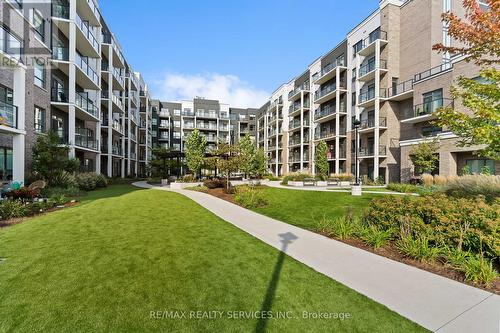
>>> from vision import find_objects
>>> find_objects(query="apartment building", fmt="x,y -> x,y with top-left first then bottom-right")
152,98 -> 257,153
257,0 -> 498,182
0,0 -> 153,183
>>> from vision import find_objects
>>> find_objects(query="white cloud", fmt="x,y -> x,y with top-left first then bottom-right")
151,72 -> 270,108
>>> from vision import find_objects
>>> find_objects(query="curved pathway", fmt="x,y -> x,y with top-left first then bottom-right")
133,181 -> 499,333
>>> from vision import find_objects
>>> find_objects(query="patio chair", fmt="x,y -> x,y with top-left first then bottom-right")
28,180 -> 46,192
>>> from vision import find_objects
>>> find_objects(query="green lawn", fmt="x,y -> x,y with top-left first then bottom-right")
253,187 -> 380,230
0,185 -> 426,332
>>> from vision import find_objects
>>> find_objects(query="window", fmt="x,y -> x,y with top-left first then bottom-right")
1,26 -> 23,60
34,61 -> 45,88
34,106 -> 45,132
0,147 -> 13,181
173,132 -> 180,139
151,118 -> 157,125
32,10 -> 45,42
466,159 -> 495,175
421,126 -> 442,137
477,0 -> 489,11
351,92 -> 356,106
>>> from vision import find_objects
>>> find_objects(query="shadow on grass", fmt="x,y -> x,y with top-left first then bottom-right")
74,184 -> 144,205
255,232 -> 298,333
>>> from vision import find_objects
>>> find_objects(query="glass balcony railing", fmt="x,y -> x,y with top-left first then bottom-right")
102,33 -> 112,44
359,117 -> 387,129
313,58 -> 347,82
288,82 -> 310,99
75,91 -> 99,118
113,68 -> 125,87
314,104 -> 346,120
357,146 -> 387,157
361,30 -> 388,49
359,59 -> 387,77
52,3 -> 69,19
76,14 -> 99,52
76,53 -> 99,85
51,88 -> 69,103
52,46 -> 69,61
196,111 -> 218,118
289,119 -> 309,130
359,88 -> 387,104
314,81 -> 347,101
0,101 -> 18,128
75,128 -> 98,150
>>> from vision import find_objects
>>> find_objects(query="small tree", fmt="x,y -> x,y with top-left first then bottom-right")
32,131 -> 79,185
410,139 -> 440,175
206,143 -> 243,191
432,0 -> 500,160
185,129 -> 207,179
250,148 -> 268,179
315,140 -> 329,180
238,134 -> 255,179
151,147 -> 171,179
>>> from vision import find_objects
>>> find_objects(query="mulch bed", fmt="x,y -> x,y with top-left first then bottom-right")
200,187 -> 500,295
0,201 -> 79,229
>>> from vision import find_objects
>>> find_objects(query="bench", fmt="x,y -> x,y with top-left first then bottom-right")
327,178 -> 341,186
303,178 -> 317,186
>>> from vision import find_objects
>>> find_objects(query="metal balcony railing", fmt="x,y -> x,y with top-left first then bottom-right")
359,59 -> 387,77
386,79 -> 414,98
414,63 -> 452,82
52,46 -> 69,61
406,98 -> 454,119
76,13 -> 99,52
359,117 -> 387,129
75,91 -> 99,118
314,81 -> 347,100
75,128 -> 98,150
288,82 -> 310,99
51,88 -> 69,103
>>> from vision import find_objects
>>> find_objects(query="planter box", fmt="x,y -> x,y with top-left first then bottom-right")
316,181 -> 327,187
287,181 -> 304,187
339,181 -> 351,187
170,182 -> 202,189
351,185 -> 362,196
161,179 -> 169,186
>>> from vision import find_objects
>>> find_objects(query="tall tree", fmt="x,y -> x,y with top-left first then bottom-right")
238,134 -> 255,178
206,143 -> 242,191
410,139 -> 440,175
432,0 -> 500,160
32,131 -> 79,185
250,148 -> 268,179
315,140 -> 329,180
151,147 -> 171,179
185,129 -> 207,179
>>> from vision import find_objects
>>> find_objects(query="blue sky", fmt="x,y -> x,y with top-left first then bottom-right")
99,1 -> 377,107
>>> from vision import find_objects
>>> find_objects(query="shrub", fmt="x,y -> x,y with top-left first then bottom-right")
49,194 -> 68,206
178,174 -> 197,183
203,179 -> 226,189
433,175 -> 448,186
185,185 -> 209,192
0,200 -> 28,220
329,173 -> 354,181
42,186 -> 83,198
95,174 -> 108,188
387,183 -> 419,193
5,188 -> 38,201
359,225 -> 394,249
75,173 -> 97,191
461,255 -> 498,286
51,171 -> 78,188
421,173 -> 434,186
363,194 -> 500,260
444,175 -> 500,202
316,216 -> 360,240
234,185 -> 268,208
396,236 -> 442,262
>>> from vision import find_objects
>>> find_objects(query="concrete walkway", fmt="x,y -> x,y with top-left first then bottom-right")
133,181 -> 499,333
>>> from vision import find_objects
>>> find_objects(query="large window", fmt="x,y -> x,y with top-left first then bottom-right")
466,159 -> 495,175
352,40 -> 363,57
34,61 -> 45,88
1,26 -> 23,60
34,106 -> 45,132
32,10 -> 45,42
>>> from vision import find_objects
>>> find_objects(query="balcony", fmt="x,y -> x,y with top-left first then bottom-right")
52,3 -> 70,19
75,13 -> 99,56
51,88 -> 69,103
75,91 -> 99,119
77,0 -> 100,26
75,128 -> 98,151
402,98 -> 453,123
314,104 -> 347,122
289,119 -> 309,132
113,68 -> 125,90
414,63 -> 452,83
139,90 -> 147,97
75,53 -> 99,89
386,79 -> 414,101
52,46 -> 69,61
112,145 -> 122,156
111,94 -> 123,112
359,117 -> 387,132
197,123 -> 217,130
0,101 -> 18,129
358,88 -> 387,108
358,30 -> 388,57
314,81 -> 347,104
314,127 -> 346,141
357,146 -> 387,158
196,111 -> 218,119
288,82 -> 310,101
289,154 -> 309,163
0,27 -> 22,65
358,59 -> 387,82
313,58 -> 347,85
